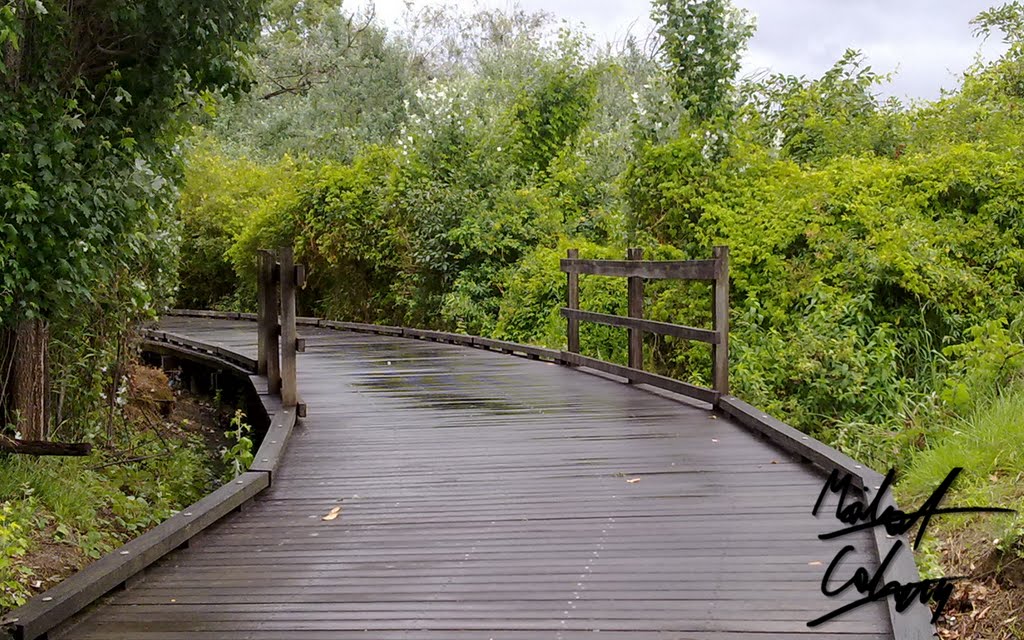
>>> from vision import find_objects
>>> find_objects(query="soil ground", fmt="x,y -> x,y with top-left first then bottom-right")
936,526 -> 1024,640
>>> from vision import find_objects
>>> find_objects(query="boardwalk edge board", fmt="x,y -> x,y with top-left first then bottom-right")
156,309 -> 936,637
717,398 -> 935,638
248,387 -> 299,482
1,334 -> 298,640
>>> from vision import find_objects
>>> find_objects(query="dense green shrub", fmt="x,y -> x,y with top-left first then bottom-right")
176,139 -> 303,310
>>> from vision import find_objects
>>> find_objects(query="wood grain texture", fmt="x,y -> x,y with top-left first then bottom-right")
560,258 -> 718,280
280,247 -> 298,407
627,247 -> 643,371
712,246 -> 730,395
45,317 -> 923,639
566,248 -> 580,354
559,308 -> 720,344
560,350 -> 720,406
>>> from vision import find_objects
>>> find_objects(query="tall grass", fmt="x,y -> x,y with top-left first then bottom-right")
899,384 -> 1024,548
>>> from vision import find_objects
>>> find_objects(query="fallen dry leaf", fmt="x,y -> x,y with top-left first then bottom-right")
626,478 -> 641,484
321,506 -> 342,521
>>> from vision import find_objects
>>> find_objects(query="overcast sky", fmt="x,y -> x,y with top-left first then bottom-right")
366,0 -> 1008,102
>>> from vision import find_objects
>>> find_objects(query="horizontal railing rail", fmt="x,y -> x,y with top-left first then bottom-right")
559,308 -> 721,344
559,257 -> 718,280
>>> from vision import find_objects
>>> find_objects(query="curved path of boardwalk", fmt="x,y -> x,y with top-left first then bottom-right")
53,316 -> 895,639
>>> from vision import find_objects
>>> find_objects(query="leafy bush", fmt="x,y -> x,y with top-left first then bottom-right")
0,501 -> 32,609
176,139 -> 303,310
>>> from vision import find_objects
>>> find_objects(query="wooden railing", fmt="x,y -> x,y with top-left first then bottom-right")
560,246 -> 730,403
256,247 -> 306,415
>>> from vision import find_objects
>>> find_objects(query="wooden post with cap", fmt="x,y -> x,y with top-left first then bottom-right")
279,246 -> 298,408
627,247 -> 643,372
712,245 -> 730,396
257,249 -> 281,395
566,248 -> 580,356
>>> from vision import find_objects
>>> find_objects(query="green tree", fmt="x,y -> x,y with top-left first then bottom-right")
649,0 -> 755,122
210,0 -> 414,161
740,50 -> 907,164
1,0 -> 262,440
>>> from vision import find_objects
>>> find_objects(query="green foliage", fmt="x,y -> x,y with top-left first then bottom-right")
2,0 -> 262,454
496,240 -> 624,350
741,50 -> 907,164
900,383 -> 1024,558
940,317 -> 1024,413
221,410 -> 254,481
650,0 -> 755,122
293,148 -> 406,320
0,501 -> 32,609
177,138 -> 303,310
0,425 -> 215,612
210,0 -> 413,161
508,34 -> 599,171
1,0 -> 261,324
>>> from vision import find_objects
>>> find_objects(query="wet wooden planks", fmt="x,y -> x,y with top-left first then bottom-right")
55,317 -> 892,639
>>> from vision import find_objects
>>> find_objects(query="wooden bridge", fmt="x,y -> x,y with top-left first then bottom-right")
2,249 -> 935,639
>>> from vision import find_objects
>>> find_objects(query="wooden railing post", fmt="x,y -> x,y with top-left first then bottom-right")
256,251 -> 269,376
566,248 -> 580,355
279,246 -> 298,408
627,247 -> 643,372
712,245 -> 730,396
258,249 -> 281,395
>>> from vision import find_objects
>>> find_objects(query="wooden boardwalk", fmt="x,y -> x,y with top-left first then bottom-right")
53,316 -> 895,639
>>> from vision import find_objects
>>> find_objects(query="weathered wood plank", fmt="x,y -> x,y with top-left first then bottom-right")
559,350 -> 719,405
566,248 -> 580,354
256,252 -> 270,376
559,309 -> 720,344
560,258 -> 717,280
319,320 -> 404,336
139,337 -> 254,377
279,247 -> 298,408
627,247 -> 643,371
247,392 -> 299,482
717,395 -> 872,489
470,336 -> 562,361
871,491 -> 936,640
0,435 -> 91,456
46,316 -> 919,640
712,245 -> 730,395
261,250 -> 281,395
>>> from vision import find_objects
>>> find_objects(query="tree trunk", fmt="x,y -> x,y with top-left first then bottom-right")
0,327 -> 13,428
9,319 -> 50,440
